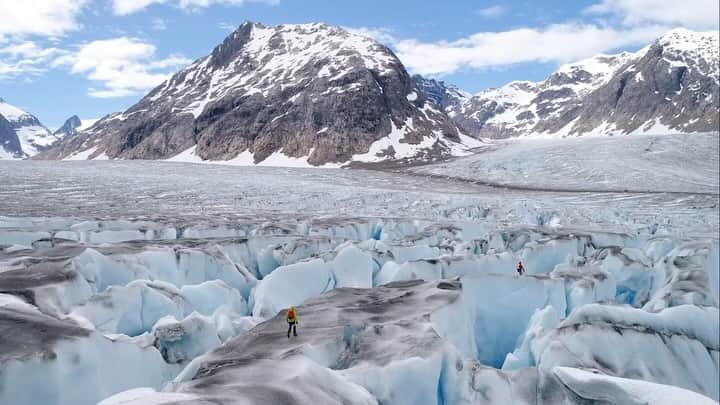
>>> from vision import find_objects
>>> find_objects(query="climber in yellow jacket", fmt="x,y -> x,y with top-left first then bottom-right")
286,305 -> 298,338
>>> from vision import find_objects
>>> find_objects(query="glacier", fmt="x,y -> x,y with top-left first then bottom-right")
0,137 -> 718,405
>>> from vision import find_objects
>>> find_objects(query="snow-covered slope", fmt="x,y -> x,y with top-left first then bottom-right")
421,28 -> 719,138
0,98 -> 57,157
40,22 -> 479,166
77,118 -> 99,132
413,132 -> 720,194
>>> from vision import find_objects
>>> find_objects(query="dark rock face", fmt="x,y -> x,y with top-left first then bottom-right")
41,22 -> 468,165
419,29 -> 719,138
53,115 -> 82,138
0,114 -> 24,158
412,75 -> 468,112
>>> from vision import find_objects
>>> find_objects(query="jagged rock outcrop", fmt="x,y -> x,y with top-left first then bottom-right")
53,115 -> 83,139
0,114 -> 24,159
412,75 -> 468,112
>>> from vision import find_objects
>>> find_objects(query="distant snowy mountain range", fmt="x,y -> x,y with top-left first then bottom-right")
0,98 -> 96,159
6,25 -> 719,164
417,28 -> 719,139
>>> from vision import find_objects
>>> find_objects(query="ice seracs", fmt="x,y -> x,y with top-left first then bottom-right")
0,127 -> 717,404
1,207 -> 717,404
552,366 -> 718,405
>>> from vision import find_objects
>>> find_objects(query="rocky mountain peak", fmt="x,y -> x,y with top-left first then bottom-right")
412,75 -> 469,111
547,52 -> 636,93
654,28 -> 719,80
53,115 -> 82,138
41,22 -> 478,165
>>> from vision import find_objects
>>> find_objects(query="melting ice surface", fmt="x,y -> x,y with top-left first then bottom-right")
0,134 -> 718,404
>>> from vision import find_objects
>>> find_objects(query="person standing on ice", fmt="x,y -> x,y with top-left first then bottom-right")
516,261 -> 525,275
286,305 -> 298,338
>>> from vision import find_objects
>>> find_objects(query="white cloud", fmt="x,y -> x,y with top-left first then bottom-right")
474,5 -> 505,18
393,24 -> 667,76
66,37 -> 192,98
586,0 -> 719,29
85,87 -> 138,98
344,0 -> 715,78
343,27 -> 397,46
1,41 -> 64,59
112,0 -> 279,15
152,18 -> 169,31
0,40 -> 70,80
0,60 -> 43,80
113,0 -> 164,15
0,0 -> 87,37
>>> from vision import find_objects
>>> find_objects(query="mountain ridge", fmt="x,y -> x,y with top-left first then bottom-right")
30,25 -> 720,164
39,21 -> 478,166
418,28 -> 719,139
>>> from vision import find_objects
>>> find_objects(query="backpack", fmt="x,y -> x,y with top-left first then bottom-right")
288,308 -> 295,319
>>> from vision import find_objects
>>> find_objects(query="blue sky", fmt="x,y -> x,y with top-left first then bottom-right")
0,0 -> 717,129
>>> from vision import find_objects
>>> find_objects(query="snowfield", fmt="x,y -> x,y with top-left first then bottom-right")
0,133 -> 718,405
413,132 -> 720,194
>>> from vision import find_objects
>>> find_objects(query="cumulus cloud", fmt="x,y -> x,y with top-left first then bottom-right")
393,24 -> 667,76
152,18 -> 169,31
345,0 -> 715,77
343,26 -> 397,46
65,37 -> 192,98
585,0 -> 719,30
0,41 -> 70,80
112,0 -> 279,15
0,0 -> 87,37
474,5 -> 505,18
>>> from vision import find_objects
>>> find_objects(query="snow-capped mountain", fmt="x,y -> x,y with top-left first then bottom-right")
42,22 -> 479,165
0,98 -> 59,157
419,28 -> 719,138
